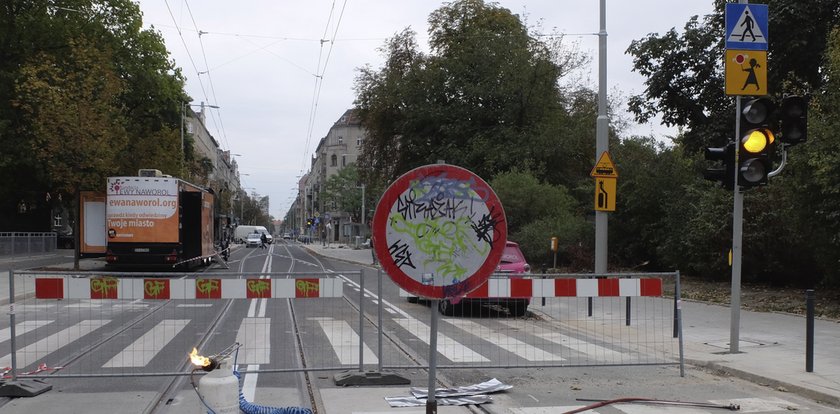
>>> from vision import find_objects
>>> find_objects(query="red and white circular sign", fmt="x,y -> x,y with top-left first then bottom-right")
372,164 -> 507,299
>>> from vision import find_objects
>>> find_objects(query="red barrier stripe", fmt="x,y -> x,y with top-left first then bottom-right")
466,281 -> 489,298
555,279 -> 577,296
295,278 -> 320,298
598,279 -> 620,296
35,278 -> 63,299
640,278 -> 662,296
510,278 -> 532,298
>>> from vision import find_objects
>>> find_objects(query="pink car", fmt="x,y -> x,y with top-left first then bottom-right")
436,241 -> 531,317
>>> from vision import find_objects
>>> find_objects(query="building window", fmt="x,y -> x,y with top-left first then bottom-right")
342,155 -> 346,167
337,136 -> 343,145
331,154 -> 337,167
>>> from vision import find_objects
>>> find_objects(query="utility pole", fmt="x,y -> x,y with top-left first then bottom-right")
594,0 -> 609,274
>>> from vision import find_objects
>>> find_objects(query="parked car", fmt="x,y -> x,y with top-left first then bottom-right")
245,232 -> 262,248
410,241 -> 532,317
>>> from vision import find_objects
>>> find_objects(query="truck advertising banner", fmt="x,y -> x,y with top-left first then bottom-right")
107,177 -> 179,243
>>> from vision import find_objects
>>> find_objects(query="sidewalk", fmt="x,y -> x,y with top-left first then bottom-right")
302,241 -> 840,407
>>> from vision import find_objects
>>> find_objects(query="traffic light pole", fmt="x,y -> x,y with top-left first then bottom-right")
730,96 -> 744,354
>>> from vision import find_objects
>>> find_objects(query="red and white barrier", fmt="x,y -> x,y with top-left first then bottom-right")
34,276 -> 343,300
400,277 -> 662,298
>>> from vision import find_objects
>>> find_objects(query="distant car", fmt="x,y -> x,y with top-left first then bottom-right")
410,241 -> 532,317
262,232 -> 273,244
245,233 -> 262,248
282,232 -> 292,240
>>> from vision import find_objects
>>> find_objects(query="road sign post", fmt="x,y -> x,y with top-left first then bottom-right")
372,163 -> 507,412
724,1 -> 770,354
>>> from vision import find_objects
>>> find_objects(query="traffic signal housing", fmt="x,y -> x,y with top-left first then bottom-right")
738,98 -> 776,188
704,142 -> 735,190
779,95 -> 808,146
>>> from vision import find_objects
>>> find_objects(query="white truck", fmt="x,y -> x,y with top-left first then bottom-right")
233,225 -> 272,244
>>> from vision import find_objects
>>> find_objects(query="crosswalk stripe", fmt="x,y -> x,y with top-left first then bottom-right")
314,318 -> 378,365
102,319 -> 190,368
498,320 -> 625,362
445,319 -> 565,361
236,317 -> 271,364
0,321 -> 51,343
0,319 -> 110,368
393,318 -> 489,363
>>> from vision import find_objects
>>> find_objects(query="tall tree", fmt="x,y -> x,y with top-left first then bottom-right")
354,0 -> 587,185
15,38 -> 128,195
0,0 -> 188,230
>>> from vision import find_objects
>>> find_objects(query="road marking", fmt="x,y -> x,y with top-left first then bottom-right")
235,318 -> 271,364
0,321 -> 51,343
393,318 -> 488,363
314,318 -> 378,365
499,320 -> 624,362
102,319 -> 190,367
446,319 -> 565,361
176,304 -> 212,308
0,319 -> 110,368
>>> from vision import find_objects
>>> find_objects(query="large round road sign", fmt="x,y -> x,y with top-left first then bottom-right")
372,164 -> 507,299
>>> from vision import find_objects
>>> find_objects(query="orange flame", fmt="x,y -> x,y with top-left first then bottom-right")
189,347 -> 211,367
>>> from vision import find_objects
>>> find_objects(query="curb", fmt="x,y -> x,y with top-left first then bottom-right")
687,358 -> 840,409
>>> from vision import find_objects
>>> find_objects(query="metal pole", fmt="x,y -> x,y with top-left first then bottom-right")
180,103 -> 185,173
806,289 -> 815,372
427,302 -> 439,414
594,0 -> 609,276
377,269 -> 383,373
676,270 -> 685,377
730,96 -> 744,354
591,0 -> 608,320
9,269 -> 17,381
625,297 -> 631,326
358,269 -> 365,371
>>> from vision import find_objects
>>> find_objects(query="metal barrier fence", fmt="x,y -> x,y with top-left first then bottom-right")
3,269 -> 683,380
0,232 -> 57,256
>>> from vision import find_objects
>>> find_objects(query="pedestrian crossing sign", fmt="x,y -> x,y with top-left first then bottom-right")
725,3 -> 768,51
725,49 -> 767,96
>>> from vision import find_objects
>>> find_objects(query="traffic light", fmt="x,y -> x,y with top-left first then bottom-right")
738,98 -> 776,188
703,142 -> 735,190
306,218 -> 313,226
779,95 -> 808,146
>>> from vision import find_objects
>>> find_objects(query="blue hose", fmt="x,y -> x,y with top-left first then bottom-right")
228,370 -> 313,414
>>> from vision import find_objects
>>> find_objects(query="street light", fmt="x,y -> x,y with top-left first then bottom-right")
238,187 -> 255,224
181,102 -> 220,171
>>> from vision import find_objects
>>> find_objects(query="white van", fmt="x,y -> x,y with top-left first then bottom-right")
234,225 -> 272,244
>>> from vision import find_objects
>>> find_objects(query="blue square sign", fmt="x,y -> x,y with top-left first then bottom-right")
726,3 -> 768,51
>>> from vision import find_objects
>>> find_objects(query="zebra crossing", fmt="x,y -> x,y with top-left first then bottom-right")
0,310 -> 636,373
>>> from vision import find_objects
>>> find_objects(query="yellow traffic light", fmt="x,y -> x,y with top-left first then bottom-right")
742,128 -> 774,153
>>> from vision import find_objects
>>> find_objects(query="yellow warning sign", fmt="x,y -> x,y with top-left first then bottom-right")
590,152 -> 618,178
594,177 -> 616,212
725,49 -> 767,96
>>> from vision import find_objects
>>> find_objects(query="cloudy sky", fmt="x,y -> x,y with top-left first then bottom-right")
136,0 -> 715,220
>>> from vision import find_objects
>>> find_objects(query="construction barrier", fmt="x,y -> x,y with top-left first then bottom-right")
4,269 -> 683,380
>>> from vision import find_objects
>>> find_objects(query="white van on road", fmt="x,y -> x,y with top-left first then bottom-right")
233,225 -> 272,244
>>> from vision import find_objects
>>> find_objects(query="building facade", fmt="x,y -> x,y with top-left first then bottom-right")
294,109 -> 367,244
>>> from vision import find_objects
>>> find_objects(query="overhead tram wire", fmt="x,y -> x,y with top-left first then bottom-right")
165,0 -> 231,154
300,0 -> 349,175
183,0 -> 231,151
164,0 -> 210,104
